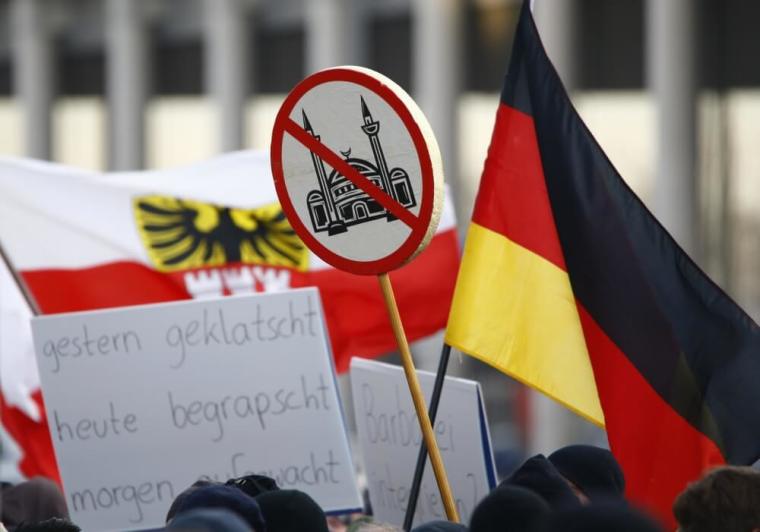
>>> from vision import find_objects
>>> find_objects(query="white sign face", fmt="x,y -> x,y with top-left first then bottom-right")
282,82 -> 421,262
31,289 -> 362,532
272,67 -> 444,275
350,358 -> 496,528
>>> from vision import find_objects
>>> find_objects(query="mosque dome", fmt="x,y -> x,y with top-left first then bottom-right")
328,158 -> 385,199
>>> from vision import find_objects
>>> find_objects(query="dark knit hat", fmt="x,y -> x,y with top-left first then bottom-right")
12,518 -> 81,532
541,503 -> 663,532
548,445 -> 625,500
411,520 -> 469,531
226,474 -> 280,499
167,508 -> 254,532
168,484 -> 266,531
469,485 -> 550,532
0,478 -> 69,527
255,489 -> 328,532
501,454 -> 580,510
166,480 -> 221,522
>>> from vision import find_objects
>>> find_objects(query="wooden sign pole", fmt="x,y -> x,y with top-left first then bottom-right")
377,273 -> 460,523
271,66 -> 458,524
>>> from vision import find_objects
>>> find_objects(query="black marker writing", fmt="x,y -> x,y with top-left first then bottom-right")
168,373 -> 330,441
42,326 -> 142,373
165,296 -> 318,368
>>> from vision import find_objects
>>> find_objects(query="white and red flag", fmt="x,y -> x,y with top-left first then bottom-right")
0,151 -> 459,482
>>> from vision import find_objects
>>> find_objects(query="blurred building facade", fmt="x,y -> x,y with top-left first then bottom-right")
0,0 -> 759,468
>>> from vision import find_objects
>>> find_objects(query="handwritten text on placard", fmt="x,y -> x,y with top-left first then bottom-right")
32,289 -> 361,532
350,358 -> 496,528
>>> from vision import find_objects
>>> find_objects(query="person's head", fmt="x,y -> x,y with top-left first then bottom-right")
500,454 -> 580,510
255,489 -> 328,532
166,480 -> 221,522
167,484 -> 265,531
469,485 -> 550,532
542,503 -> 662,532
226,475 -> 280,499
166,508 -> 253,532
0,478 -> 69,527
11,518 -> 81,532
673,465 -> 760,532
548,445 -> 625,502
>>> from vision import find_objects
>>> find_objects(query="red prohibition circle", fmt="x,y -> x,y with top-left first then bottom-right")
271,67 -> 439,275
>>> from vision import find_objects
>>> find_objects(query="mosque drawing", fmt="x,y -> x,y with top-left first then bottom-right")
302,97 -> 416,235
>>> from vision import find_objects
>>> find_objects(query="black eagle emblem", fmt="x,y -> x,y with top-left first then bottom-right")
133,196 -> 308,272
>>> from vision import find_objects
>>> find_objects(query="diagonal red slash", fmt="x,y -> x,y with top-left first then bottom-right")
283,118 -> 419,228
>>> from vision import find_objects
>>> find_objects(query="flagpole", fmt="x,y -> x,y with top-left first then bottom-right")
377,273 -> 460,524
402,342 -> 452,531
0,241 -> 41,316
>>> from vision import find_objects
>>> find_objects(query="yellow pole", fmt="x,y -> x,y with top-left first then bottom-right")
377,273 -> 460,523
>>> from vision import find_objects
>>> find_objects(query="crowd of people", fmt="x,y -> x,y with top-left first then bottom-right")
2,444 -> 760,531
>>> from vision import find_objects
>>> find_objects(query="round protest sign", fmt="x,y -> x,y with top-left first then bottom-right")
271,66 -> 444,275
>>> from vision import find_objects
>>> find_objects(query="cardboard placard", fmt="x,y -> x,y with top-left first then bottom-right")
350,358 -> 496,527
31,288 -> 362,531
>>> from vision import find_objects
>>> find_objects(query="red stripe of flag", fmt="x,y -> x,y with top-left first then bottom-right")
472,103 -> 567,271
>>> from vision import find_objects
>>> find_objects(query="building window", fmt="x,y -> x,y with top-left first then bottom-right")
254,23 -> 304,94
577,0 -> 644,89
368,13 -> 412,93
153,39 -> 204,95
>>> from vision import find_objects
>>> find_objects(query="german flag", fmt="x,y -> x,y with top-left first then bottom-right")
445,2 -> 760,525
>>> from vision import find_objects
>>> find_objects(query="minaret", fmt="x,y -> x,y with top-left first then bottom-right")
302,110 -> 346,235
360,97 -> 397,220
